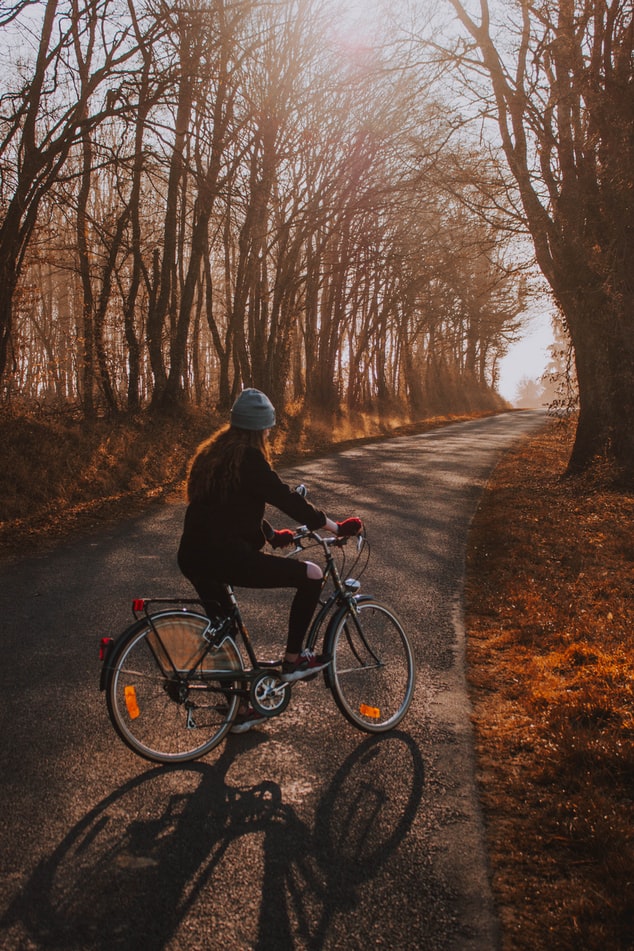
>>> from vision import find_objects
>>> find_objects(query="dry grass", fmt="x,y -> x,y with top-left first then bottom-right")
0,412 -> 210,552
466,418 -> 634,951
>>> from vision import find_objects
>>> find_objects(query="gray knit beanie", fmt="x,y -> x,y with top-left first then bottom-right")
230,388 -> 276,430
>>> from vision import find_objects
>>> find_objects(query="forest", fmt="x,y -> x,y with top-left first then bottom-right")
0,0 -> 525,424
2,0 -> 632,485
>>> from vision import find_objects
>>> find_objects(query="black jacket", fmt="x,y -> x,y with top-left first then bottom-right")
178,447 -> 325,570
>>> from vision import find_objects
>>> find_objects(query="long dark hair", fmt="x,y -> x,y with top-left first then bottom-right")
186,425 -> 270,503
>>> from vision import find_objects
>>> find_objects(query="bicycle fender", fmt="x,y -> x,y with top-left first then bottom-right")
99,618 -> 147,692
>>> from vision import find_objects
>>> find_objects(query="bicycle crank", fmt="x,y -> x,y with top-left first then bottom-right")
250,670 -> 291,717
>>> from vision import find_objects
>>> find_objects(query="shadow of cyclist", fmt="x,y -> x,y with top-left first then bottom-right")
1,732 -> 424,950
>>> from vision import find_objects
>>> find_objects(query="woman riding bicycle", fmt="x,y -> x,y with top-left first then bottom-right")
177,388 -> 362,728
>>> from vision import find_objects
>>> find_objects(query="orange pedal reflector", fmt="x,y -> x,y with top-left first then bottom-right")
359,703 -> 380,719
124,685 -> 140,719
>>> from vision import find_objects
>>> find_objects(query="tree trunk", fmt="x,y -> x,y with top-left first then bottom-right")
567,291 -> 634,482
76,131 -> 96,418
147,59 -> 193,409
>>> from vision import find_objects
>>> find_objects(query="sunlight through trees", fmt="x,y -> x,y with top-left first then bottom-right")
0,0 -> 531,421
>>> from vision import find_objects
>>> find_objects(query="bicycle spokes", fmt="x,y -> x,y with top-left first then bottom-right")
328,600 -> 415,732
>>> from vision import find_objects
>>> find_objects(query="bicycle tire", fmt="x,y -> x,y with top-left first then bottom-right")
326,599 -> 415,732
105,611 -> 243,763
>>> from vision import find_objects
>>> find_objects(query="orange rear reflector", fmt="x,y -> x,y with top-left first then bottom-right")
124,685 -> 140,719
359,703 -> 380,719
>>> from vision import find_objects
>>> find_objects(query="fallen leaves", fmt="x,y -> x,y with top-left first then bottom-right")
466,418 -> 634,951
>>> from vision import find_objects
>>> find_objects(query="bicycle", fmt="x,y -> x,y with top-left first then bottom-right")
99,494 -> 416,764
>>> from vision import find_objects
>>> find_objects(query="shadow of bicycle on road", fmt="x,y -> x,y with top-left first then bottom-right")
2,732 -> 424,950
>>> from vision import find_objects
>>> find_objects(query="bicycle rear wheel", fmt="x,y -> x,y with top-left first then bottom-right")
327,599 -> 415,732
105,612 -> 243,763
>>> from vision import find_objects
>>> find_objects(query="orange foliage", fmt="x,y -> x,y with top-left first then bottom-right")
466,419 -> 634,950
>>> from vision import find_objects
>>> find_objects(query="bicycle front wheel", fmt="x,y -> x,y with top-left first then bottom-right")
327,599 -> 415,732
105,612 -> 243,763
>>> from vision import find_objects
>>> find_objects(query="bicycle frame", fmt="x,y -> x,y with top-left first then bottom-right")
101,529 -> 365,699
288,529 -> 363,650
127,595 -> 282,688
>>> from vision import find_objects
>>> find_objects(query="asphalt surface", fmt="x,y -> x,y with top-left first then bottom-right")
0,410 -> 546,951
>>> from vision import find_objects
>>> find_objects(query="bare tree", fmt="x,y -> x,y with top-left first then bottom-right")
158,0 -> 245,411
0,0 -> 140,390
442,0 -> 634,482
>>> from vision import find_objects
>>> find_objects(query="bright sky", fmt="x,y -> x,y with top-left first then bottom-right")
497,312 -> 554,403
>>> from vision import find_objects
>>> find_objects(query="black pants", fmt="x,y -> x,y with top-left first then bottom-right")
179,542 -> 322,655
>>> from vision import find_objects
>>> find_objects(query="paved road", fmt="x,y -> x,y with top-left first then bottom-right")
0,411 -> 545,951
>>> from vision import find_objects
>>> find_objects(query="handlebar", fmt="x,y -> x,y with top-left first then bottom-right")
289,525 -> 364,555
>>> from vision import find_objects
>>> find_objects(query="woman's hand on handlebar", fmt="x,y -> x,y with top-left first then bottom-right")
336,517 -> 363,537
269,528 -> 295,549
323,515 -> 364,537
